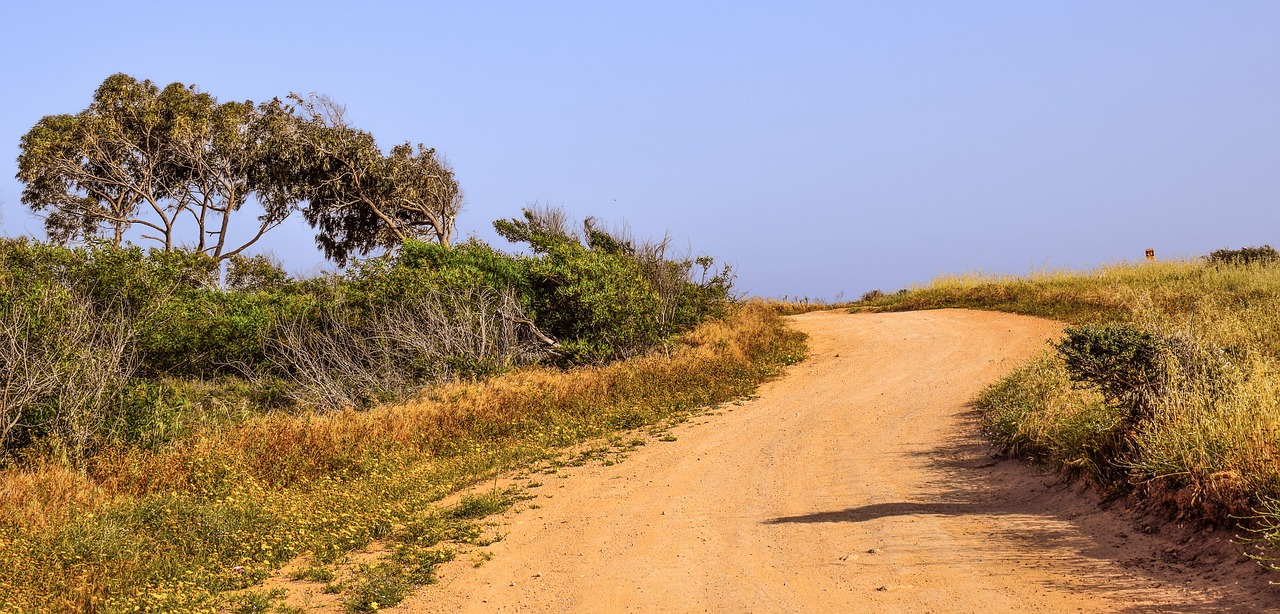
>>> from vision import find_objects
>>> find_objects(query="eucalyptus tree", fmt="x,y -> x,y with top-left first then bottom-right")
18,74 -> 180,247
17,75 -> 463,266
287,94 -> 462,265
17,74 -> 300,260
164,92 -> 299,260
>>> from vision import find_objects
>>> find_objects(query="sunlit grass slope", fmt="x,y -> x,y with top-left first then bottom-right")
859,257 -> 1280,561
0,303 -> 805,613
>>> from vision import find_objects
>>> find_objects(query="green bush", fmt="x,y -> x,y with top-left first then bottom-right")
978,354 -> 1127,480
1055,323 -> 1163,428
141,289 -> 323,376
340,239 -> 530,322
0,238 -> 292,377
0,281 -> 136,463
1206,245 -> 1280,266
0,206 -> 736,456
494,206 -> 733,364
523,240 -> 663,363
226,253 -> 289,292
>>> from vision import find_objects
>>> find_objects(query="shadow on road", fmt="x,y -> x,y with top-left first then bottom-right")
767,501 -> 994,524
761,407 -> 1278,614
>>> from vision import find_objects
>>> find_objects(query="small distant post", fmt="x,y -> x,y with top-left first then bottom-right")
1145,248 -> 1155,261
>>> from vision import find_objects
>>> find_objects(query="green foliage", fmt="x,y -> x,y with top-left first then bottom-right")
141,288 -> 322,377
263,242 -> 549,411
0,240 -> 141,462
0,238 -> 307,378
494,206 -> 734,364
1055,323 -> 1162,426
342,562 -> 416,612
0,238 -> 301,461
524,239 -> 663,362
977,354 -> 1127,480
1206,245 -> 1280,266
16,73 -> 301,259
227,254 -> 290,292
286,95 -> 462,264
228,588 -> 288,614
341,239 -> 530,318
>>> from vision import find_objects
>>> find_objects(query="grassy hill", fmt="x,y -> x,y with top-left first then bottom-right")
858,252 -> 1280,565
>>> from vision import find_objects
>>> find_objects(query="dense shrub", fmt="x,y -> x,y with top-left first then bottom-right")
494,206 -> 734,364
520,239 -> 663,362
978,354 -> 1124,479
1055,323 -> 1163,428
0,279 -> 137,464
0,208 -> 736,457
0,238 -> 280,377
266,285 -> 547,411
340,239 -> 531,321
1206,245 -> 1280,266
225,253 -> 290,292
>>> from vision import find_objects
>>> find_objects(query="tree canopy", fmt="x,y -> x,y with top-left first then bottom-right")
15,74 -> 460,264
286,94 -> 462,265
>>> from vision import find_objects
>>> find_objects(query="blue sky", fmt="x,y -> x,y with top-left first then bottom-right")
1,1 -> 1277,298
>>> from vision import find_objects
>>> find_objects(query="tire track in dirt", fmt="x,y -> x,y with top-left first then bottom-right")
392,309 -> 1276,613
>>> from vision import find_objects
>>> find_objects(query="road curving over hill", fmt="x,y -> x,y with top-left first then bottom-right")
401,309 -> 1277,613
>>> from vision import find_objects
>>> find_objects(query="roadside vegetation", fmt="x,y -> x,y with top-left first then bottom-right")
759,292 -> 858,316
856,248 -> 1280,563
0,211 -> 806,612
0,74 -> 806,612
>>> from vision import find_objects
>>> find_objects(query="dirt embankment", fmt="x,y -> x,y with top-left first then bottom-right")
378,309 -> 1279,612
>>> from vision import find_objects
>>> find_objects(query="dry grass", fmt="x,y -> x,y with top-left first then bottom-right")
855,259 -> 1228,323
979,353 -> 1122,479
882,259 -> 1280,552
0,458 -> 114,532
0,302 -> 805,613
758,298 -> 857,316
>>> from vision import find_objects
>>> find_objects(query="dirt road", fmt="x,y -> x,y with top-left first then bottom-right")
400,309 -> 1277,613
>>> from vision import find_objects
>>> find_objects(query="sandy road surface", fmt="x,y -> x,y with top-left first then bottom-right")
398,309 -> 1277,613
